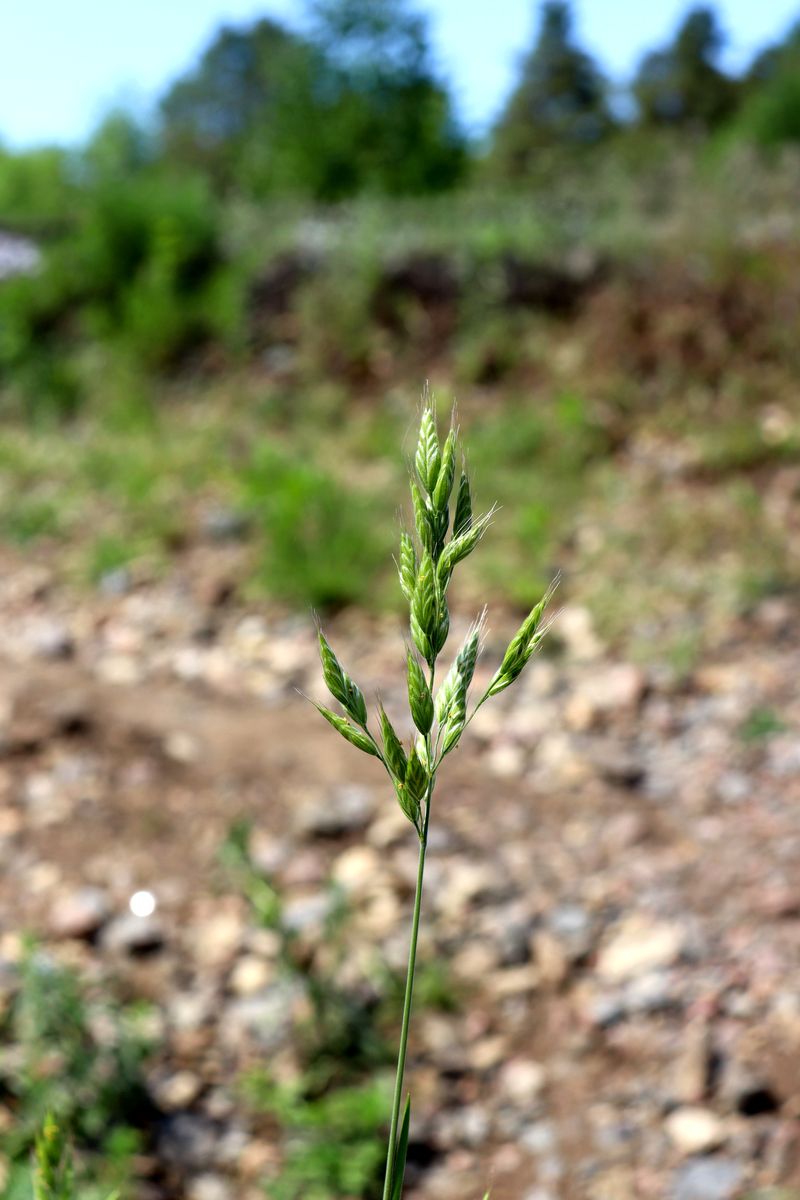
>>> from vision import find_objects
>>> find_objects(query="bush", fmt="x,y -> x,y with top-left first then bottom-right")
241,443 -> 390,609
0,172 -> 242,416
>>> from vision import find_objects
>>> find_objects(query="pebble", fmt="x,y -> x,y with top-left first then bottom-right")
597,917 -> 686,982
671,1157 -> 744,1200
101,913 -> 165,954
186,1174 -> 232,1200
499,1059 -> 546,1107
294,784 -> 375,837
154,1070 -> 204,1111
331,845 -> 382,895
50,886 -> 110,939
228,955 -> 274,996
665,1108 -> 727,1155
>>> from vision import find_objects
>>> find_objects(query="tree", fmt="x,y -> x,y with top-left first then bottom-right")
633,5 -> 735,130
158,2 -> 466,200
304,0 -> 466,195
735,21 -> 800,146
489,1 -> 614,177
159,19 -> 320,190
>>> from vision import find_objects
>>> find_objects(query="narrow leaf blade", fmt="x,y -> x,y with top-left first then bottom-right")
390,1096 -> 412,1200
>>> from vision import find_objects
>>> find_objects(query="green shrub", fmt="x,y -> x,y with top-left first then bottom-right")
241,443 -> 389,608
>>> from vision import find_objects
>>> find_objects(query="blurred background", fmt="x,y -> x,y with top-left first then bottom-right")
1,1 -> 800,1197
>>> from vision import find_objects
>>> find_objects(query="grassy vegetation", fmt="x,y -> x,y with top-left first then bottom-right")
0,951 -> 151,1200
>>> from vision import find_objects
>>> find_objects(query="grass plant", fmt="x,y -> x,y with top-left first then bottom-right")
314,397 -> 556,1198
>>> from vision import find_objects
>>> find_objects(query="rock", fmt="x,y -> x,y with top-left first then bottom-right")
532,930 -> 570,986
200,506 -> 251,544
556,606 -> 604,661
229,956 -> 274,996
331,845 -> 382,895
487,741 -> 527,778
50,887 -> 110,939
566,664 -> 647,729
671,1157 -> 744,1200
718,1058 -> 781,1117
547,903 -> 595,963
499,1059 -> 546,1107
29,620 -> 73,661
294,785 -> 375,837
435,1105 -> 490,1149
102,913 -> 165,955
164,731 -> 200,764
597,917 -> 686,982
671,1022 -> 713,1104
583,738 -> 645,786
665,1108 -> 727,1156
192,912 -> 244,968
159,1114 -> 220,1171
154,1070 -> 204,1111
222,980 -> 305,1051
187,1175 -> 232,1200
281,891 -> 335,933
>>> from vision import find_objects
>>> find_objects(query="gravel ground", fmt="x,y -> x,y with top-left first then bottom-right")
0,548 -> 798,1200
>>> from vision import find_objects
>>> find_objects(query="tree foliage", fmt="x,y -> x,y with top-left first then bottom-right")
158,0 -> 465,199
632,5 -> 735,129
489,1 -> 614,178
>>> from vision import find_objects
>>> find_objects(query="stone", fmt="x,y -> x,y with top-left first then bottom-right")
192,912 -> 244,968
597,917 -> 686,982
229,956 -> 274,996
499,1059 -> 546,1107
671,1157 -> 744,1200
331,845 -> 382,895
294,785 -> 375,837
102,913 -> 165,955
187,1174 -> 232,1200
200,506 -> 251,544
29,620 -> 73,660
154,1070 -> 204,1111
671,1022 -> 713,1104
665,1108 -> 727,1156
50,887 -> 110,940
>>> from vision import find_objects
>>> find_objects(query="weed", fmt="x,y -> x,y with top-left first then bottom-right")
740,706 -> 786,743
0,950 -> 152,1199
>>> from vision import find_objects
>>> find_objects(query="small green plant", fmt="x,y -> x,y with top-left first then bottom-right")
314,397 -> 555,1199
31,1114 -> 119,1200
739,705 -> 786,743
1,950 -> 150,1199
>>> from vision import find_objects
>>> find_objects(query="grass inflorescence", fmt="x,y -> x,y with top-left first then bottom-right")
314,396 -> 556,1199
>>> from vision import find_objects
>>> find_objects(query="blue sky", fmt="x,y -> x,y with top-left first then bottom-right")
2,0 -> 800,148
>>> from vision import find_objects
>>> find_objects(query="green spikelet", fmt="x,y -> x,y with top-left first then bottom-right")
398,532 -> 417,602
379,706 -> 408,781
432,428 -> 457,513
407,651 -> 433,734
415,407 -> 440,493
453,471 -> 472,538
313,703 -> 378,756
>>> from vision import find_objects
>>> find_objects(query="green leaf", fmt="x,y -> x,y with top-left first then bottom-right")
390,1096 -> 411,1200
